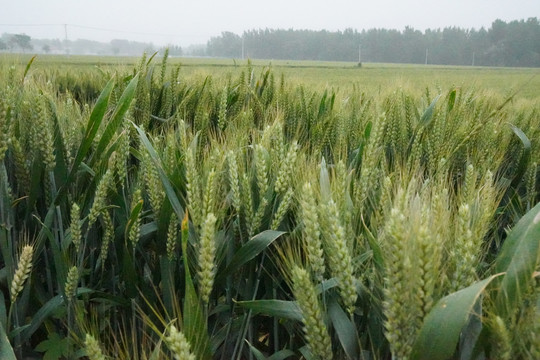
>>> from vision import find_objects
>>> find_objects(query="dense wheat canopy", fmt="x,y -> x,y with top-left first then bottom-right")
0,54 -> 539,359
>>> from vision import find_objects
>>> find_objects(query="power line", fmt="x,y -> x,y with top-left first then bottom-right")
0,23 -> 60,27
67,24 -> 184,37
0,23 -> 207,39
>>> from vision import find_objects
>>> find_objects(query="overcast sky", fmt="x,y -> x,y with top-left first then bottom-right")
1,0 -> 539,46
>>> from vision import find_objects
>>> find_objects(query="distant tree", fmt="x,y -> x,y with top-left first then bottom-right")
0,40 -> 6,51
168,45 -> 183,56
207,31 -> 242,58
10,34 -> 33,52
110,39 -> 129,55
42,44 -> 51,54
203,18 -> 540,67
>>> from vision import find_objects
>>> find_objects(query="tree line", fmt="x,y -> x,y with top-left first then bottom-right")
206,18 -> 540,67
0,34 -> 181,57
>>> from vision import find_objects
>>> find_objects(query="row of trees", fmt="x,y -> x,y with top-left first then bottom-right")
0,34 -> 33,52
0,34 -> 178,56
206,18 -> 540,67
2,18 -> 539,66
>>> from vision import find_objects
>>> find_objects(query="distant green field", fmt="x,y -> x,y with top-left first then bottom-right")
3,53 -> 540,100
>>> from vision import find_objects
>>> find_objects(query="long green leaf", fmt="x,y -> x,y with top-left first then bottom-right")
92,74 -> 139,166
447,88 -> 457,113
0,320 -> 16,360
216,230 -> 285,284
298,346 -> 314,360
419,94 -> 441,127
235,300 -> 302,321
160,256 -> 175,317
20,288 -> 93,343
509,125 -> 531,189
0,291 -> 6,331
411,275 -> 501,360
268,349 -> 296,360
407,94 -> 441,154
70,76 -> 115,172
46,96 -> 69,185
23,55 -> 36,81
246,341 -> 296,360
495,201 -> 540,318
133,122 -> 184,221
55,76 -> 115,204
246,340 -> 268,360
328,297 -> 359,360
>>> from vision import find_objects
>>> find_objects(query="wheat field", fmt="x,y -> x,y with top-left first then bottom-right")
0,53 -> 540,359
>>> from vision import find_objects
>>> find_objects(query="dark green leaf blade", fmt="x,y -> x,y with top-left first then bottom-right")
495,201 -> 540,318
235,300 -> 302,321
20,289 -> 93,343
328,297 -> 359,360
246,340 -> 268,360
411,275 -> 501,360
447,88 -> 457,113
133,122 -> 184,221
419,94 -> 441,127
0,320 -> 16,360
55,76 -> 115,204
216,230 -> 285,284
268,349 -> 296,360
23,55 -> 37,81
509,125 -> 531,189
92,73 -> 139,165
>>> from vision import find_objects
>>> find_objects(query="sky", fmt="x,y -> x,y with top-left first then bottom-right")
1,0 -> 539,46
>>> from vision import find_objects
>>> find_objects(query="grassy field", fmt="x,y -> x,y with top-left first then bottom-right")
1,53 -> 540,359
3,54 -> 540,99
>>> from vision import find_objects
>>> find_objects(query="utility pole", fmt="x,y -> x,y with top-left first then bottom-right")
425,48 -> 429,65
64,24 -> 69,55
358,44 -> 362,63
241,35 -> 245,60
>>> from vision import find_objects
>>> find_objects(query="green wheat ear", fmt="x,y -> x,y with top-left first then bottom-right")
321,200 -> 357,314
70,202 -> 82,253
291,265 -> 333,360
0,100 -> 7,162
197,212 -> 218,305
64,266 -> 79,301
167,213 -> 179,261
299,182 -> 325,283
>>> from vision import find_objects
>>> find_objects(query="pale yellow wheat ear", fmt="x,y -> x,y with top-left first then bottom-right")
84,333 -> 106,360
64,266 -> 79,301
165,325 -> 196,360
10,242 -> 34,303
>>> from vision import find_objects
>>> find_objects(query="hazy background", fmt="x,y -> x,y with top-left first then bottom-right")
1,0 -> 539,46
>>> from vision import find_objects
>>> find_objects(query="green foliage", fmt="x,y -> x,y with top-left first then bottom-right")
411,275 -> 501,360
35,332 -> 72,360
0,55 -> 539,359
